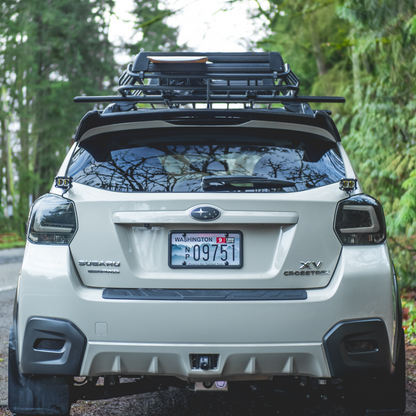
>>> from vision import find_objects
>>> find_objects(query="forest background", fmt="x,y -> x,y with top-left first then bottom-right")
0,0 -> 416,287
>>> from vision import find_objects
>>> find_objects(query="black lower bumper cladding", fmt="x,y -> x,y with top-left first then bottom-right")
323,319 -> 392,377
20,317 -> 86,375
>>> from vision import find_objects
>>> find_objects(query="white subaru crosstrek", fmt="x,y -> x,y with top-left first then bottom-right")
9,52 -> 405,415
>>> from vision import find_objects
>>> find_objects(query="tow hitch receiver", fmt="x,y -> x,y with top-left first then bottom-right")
190,354 -> 219,370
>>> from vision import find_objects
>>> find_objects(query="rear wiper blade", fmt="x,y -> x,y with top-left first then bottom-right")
202,175 -> 295,191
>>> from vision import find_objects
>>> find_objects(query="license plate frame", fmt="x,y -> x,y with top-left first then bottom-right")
169,231 -> 243,269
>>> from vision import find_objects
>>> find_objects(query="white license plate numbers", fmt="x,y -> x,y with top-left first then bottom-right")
169,232 -> 242,268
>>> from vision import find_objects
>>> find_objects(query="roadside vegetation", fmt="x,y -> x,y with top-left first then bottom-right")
0,216 -> 24,249
0,233 -> 24,250
403,295 -> 416,345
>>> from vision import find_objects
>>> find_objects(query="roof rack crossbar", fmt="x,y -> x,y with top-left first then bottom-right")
74,95 -> 345,104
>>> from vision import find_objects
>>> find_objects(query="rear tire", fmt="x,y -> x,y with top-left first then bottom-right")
346,328 -> 406,416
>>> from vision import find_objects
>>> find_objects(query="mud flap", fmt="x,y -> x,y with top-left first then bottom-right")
8,327 -> 71,416
345,328 -> 406,416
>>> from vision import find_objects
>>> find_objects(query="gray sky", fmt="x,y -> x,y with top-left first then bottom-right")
109,0 -> 269,64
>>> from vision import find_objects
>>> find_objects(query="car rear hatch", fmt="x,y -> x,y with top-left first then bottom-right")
65,123 -> 345,290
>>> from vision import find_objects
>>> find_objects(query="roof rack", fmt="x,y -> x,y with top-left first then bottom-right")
74,52 -> 345,112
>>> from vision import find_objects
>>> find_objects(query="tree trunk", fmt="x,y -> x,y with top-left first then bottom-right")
352,45 -> 361,103
308,15 -> 328,76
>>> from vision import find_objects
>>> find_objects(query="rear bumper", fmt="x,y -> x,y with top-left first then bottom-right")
19,316 -> 392,380
15,243 -> 396,380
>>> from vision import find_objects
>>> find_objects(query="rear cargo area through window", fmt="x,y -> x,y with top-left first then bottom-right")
67,128 -> 345,193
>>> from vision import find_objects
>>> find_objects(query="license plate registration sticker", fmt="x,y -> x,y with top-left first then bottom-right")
169,232 -> 243,268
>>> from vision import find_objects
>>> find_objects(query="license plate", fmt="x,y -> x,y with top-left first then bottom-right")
169,231 -> 242,268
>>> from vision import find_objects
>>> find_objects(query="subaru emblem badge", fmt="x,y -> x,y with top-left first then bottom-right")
190,206 -> 221,221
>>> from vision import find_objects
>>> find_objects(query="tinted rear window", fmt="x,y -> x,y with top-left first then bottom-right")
68,128 -> 345,193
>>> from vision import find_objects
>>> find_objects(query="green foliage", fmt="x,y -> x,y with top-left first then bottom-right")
402,296 -> 416,344
337,0 -> 416,287
0,0 -> 190,235
257,0 -> 351,95
0,0 -> 117,222
252,0 -> 416,288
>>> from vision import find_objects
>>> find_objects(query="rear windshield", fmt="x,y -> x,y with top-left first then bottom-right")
67,128 -> 345,193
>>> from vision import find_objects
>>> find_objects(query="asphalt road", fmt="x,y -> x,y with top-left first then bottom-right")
0,288 -> 14,408
0,248 -> 23,408
0,248 -> 23,292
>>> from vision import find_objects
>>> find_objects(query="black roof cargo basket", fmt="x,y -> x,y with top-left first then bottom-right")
74,52 -> 345,112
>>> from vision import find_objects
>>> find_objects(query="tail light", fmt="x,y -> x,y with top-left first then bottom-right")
28,194 -> 77,245
334,195 -> 386,245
